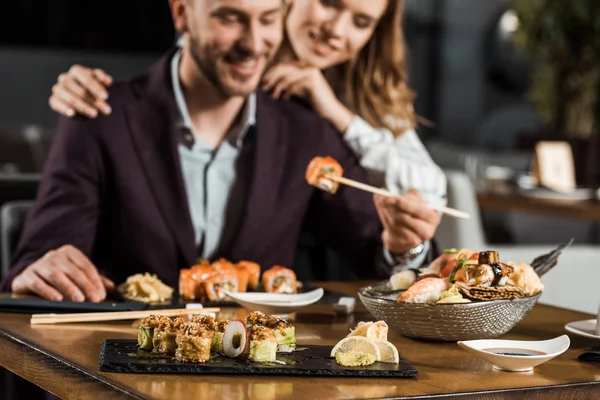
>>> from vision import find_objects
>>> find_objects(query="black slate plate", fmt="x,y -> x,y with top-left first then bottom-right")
99,339 -> 418,378
0,298 -> 148,314
0,285 -> 344,314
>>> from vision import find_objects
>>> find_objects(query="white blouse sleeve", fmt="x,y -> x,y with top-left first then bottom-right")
344,115 -> 447,208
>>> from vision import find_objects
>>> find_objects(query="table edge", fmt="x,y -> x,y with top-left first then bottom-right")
0,329 -> 143,399
2,325 -> 600,400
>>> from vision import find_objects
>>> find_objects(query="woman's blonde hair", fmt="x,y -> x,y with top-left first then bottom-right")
331,0 -> 416,138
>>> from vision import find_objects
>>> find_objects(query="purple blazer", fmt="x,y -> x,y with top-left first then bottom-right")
1,49 -> 392,290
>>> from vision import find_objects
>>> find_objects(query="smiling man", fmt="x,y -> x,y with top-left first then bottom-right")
2,0 -> 438,302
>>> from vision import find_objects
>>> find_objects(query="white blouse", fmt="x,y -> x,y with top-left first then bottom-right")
344,115 -> 447,208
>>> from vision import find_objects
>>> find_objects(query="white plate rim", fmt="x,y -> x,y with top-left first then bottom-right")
520,188 -> 594,200
224,288 -> 324,307
457,335 -> 570,359
564,319 -> 600,340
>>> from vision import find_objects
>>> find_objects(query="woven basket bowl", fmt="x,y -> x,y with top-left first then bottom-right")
358,280 -> 541,342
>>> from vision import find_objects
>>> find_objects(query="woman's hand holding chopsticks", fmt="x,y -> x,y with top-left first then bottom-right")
373,189 -> 441,254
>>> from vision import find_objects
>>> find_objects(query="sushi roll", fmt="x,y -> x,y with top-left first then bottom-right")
213,319 -> 230,353
235,261 -> 261,291
262,266 -> 297,294
152,317 -> 184,355
190,314 -> 217,331
243,325 -> 277,363
175,322 -> 215,363
221,320 -> 247,358
179,269 -> 200,301
212,258 -> 248,293
264,316 -> 296,352
202,272 -> 240,302
244,311 -> 269,328
244,312 -> 296,352
191,314 -> 219,351
137,315 -> 162,351
305,156 -> 343,194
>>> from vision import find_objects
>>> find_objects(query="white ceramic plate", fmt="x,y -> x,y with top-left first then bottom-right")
565,319 -> 600,340
224,288 -> 324,315
457,335 -> 570,372
520,188 -> 594,201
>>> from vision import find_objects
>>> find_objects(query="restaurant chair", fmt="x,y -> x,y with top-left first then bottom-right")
438,170 -> 600,314
1,200 -> 33,278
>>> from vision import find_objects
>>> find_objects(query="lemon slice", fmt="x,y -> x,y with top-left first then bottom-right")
330,336 -> 381,360
372,339 -> 400,363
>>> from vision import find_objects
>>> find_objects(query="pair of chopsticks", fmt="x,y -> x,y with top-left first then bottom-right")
30,307 -> 220,325
326,175 -> 470,220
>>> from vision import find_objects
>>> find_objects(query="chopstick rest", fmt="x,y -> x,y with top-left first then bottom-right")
185,303 -> 216,319
333,297 -> 356,315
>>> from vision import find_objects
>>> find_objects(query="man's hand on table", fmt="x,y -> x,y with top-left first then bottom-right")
11,245 -> 114,302
374,189 -> 441,253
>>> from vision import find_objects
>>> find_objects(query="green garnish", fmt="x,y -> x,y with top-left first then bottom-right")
448,254 -> 467,283
444,248 -> 459,254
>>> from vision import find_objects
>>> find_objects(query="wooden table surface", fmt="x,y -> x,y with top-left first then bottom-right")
477,191 -> 600,221
1,282 -> 599,400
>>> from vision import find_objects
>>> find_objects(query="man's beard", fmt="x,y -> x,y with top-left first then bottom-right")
188,35 -> 261,98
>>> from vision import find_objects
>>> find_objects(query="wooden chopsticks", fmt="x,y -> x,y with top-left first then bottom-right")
326,175 -> 470,220
30,307 -> 220,325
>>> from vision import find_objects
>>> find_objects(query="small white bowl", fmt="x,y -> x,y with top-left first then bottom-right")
224,288 -> 324,315
457,335 -> 570,372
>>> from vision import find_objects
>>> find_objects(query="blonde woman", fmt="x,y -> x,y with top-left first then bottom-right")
48,0 -> 446,208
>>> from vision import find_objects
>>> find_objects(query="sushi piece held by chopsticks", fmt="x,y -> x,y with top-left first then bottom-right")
305,156 -> 470,220
305,156 -> 344,194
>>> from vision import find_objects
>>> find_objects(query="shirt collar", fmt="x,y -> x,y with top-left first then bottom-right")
170,49 -> 256,148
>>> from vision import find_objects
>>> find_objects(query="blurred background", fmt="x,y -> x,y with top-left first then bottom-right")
1,0 -> 599,398
2,0 -> 600,244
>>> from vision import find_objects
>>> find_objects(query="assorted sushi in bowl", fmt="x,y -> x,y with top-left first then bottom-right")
392,249 -> 544,304
358,242 -> 570,341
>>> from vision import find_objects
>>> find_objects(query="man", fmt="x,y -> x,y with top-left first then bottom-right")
1,0 -> 440,302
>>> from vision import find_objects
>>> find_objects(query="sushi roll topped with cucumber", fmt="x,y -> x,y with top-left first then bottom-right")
175,322 -> 215,363
190,314 -> 217,331
244,311 -> 296,352
137,314 -> 165,351
244,325 -> 277,363
134,311 -> 297,363
153,317 -> 185,355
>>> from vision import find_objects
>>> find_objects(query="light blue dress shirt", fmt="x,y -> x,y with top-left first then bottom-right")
171,49 -> 256,260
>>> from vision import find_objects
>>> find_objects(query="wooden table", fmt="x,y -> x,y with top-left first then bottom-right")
478,191 -> 600,221
1,282 -> 599,400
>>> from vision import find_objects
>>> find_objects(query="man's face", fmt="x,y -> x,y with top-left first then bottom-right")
178,0 -> 284,97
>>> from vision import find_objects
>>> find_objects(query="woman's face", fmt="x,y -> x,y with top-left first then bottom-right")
285,0 -> 389,70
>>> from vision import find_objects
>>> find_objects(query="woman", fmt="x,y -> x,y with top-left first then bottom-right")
47,0 -> 446,207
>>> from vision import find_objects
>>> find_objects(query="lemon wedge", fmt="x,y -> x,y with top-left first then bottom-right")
372,339 -> 400,363
330,336 -> 381,361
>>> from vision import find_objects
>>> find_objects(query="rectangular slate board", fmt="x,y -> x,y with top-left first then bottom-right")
99,339 -> 418,378
0,298 -> 148,314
